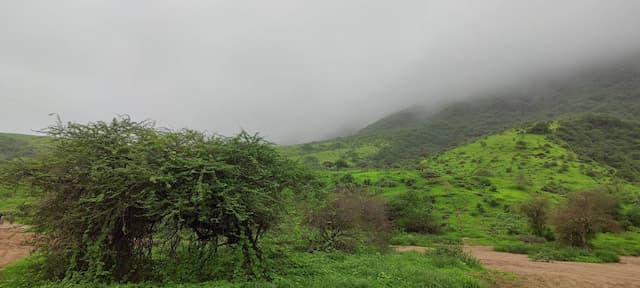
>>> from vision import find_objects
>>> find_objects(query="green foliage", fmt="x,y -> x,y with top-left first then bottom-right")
334,159 -> 349,170
517,196 -> 551,237
388,190 -> 439,233
494,241 -> 620,263
288,65 -> 640,166
391,233 -> 463,247
555,114 -> 640,182
2,251 -> 488,288
0,133 -> 49,161
427,246 -> 481,269
3,117 -> 315,282
527,121 -> 551,134
591,232 -> 640,256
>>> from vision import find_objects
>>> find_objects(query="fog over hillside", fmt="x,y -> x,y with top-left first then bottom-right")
1,1 -> 640,143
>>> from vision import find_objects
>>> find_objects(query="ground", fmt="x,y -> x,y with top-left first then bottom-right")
3,226 -> 640,287
395,245 -> 640,288
0,224 -> 32,270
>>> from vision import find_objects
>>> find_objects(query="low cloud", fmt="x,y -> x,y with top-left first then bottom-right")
1,0 -> 640,143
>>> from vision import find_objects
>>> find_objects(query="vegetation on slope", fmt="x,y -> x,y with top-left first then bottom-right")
315,127 -> 640,262
0,119 -> 489,288
295,63 -> 640,165
554,114 -> 640,182
0,133 -> 48,161
0,133 -> 48,222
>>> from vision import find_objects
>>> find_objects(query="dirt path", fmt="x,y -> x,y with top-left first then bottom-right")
393,245 -> 640,288
0,224 -> 33,270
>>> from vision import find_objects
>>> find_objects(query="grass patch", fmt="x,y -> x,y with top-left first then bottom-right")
391,232 -> 462,247
493,240 -> 620,263
1,251 -> 489,288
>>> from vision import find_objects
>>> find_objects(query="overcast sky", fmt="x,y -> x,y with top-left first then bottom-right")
2,1 -> 640,143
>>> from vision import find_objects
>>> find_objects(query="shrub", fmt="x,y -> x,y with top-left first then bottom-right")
304,186 -> 392,252
513,173 -> 533,190
528,122 -> 551,134
517,196 -> 551,237
621,206 -> 640,228
427,246 -> 480,269
4,117 -> 314,282
553,189 -> 620,247
388,190 -> 440,233
334,159 -> 349,170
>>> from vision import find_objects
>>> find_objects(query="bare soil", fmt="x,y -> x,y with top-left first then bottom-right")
389,245 -> 432,253
393,245 -> 640,288
0,224 -> 33,270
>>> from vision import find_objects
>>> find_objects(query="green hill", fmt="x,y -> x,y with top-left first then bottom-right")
320,127 -> 640,260
286,62 -> 640,166
554,114 -> 640,182
0,133 -> 49,221
0,132 -> 49,161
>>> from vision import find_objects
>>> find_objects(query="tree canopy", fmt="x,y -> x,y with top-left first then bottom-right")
6,117 -> 315,282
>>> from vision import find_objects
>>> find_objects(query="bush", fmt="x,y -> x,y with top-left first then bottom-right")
494,242 -> 620,263
334,159 -> 349,170
517,196 -> 551,237
622,206 -> 640,228
427,246 -> 480,269
3,118 -> 315,282
388,190 -> 440,233
553,189 -> 620,247
513,173 -> 532,190
304,186 -> 391,252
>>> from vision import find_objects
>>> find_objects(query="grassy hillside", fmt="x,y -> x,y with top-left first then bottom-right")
0,133 -> 49,161
296,63 -> 640,165
554,114 -> 640,182
318,127 -> 640,260
0,133 -> 48,222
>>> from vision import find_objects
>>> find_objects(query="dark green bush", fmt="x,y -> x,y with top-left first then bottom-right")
3,117 -> 315,282
388,190 -> 440,233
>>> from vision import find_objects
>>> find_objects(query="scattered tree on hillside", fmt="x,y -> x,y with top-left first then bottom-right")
528,121 -> 551,134
518,196 -> 551,238
513,173 -> 533,190
334,159 -> 349,170
553,189 -> 619,247
304,186 -> 391,252
388,190 -> 439,233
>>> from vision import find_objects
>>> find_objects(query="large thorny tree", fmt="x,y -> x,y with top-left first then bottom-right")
8,117 -> 312,282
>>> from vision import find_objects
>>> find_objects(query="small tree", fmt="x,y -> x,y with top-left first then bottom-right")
7,117 -> 313,282
553,189 -> 619,247
518,196 -> 550,237
334,159 -> 349,170
304,186 -> 391,251
388,190 -> 439,233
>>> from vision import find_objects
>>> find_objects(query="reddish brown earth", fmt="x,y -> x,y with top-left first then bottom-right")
0,224 -> 33,270
393,245 -> 640,288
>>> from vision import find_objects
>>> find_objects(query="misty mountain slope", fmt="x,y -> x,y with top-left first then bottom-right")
291,64 -> 640,165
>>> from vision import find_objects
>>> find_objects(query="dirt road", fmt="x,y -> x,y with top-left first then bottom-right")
0,224 -> 33,270
467,246 -> 640,288
393,245 -> 640,288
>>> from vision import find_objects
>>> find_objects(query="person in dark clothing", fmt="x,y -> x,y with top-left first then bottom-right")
0,212 -> 4,225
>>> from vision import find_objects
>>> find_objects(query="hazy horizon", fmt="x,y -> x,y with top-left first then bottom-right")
2,1 -> 640,144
